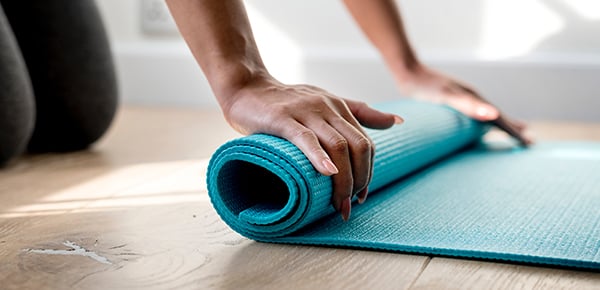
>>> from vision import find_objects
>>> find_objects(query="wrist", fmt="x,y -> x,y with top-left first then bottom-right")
213,64 -> 277,120
387,57 -> 425,83
387,59 -> 430,94
209,61 -> 272,109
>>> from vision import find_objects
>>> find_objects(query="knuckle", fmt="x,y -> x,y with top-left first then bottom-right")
306,97 -> 322,108
329,137 -> 349,153
353,136 -> 372,154
307,95 -> 330,110
291,128 -> 316,141
329,97 -> 347,110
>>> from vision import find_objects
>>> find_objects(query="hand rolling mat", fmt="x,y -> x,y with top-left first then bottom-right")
207,100 -> 600,270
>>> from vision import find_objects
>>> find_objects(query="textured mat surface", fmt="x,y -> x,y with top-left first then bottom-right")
207,100 -> 600,270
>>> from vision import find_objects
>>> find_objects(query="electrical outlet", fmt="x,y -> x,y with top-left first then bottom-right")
140,0 -> 179,36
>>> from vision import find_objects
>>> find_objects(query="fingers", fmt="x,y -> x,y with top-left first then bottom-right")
443,92 -> 500,121
328,99 -> 387,205
279,100 -> 386,221
448,84 -> 532,146
317,124 -> 354,221
492,116 -> 533,147
346,99 -> 404,128
281,121 -> 339,176
310,117 -> 373,221
447,84 -> 532,146
281,118 -> 367,222
510,119 -> 527,131
357,145 -> 375,204
437,82 -> 530,146
326,118 -> 372,206
450,89 -> 532,146
447,94 -> 532,146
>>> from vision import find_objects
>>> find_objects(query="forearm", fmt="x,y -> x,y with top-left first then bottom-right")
342,0 -> 421,79
166,0 -> 269,109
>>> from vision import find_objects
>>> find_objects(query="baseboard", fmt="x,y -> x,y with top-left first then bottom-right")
113,42 -> 217,107
113,42 -> 600,121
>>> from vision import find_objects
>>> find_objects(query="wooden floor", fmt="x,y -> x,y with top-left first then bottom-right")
1,106 -> 599,290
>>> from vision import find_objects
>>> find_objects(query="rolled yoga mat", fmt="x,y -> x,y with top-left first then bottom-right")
207,100 -> 600,270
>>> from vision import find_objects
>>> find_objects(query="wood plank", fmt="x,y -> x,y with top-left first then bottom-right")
528,121 -> 600,141
410,258 -> 600,290
1,201 -> 428,289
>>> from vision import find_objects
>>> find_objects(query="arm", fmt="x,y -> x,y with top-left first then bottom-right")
166,0 -> 403,220
342,0 -> 531,145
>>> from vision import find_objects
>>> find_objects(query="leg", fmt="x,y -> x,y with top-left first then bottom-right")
0,4 -> 35,166
1,0 -> 118,152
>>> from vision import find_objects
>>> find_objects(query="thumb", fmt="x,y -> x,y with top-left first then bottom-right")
346,99 -> 403,129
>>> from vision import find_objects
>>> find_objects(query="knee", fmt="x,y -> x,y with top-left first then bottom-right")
0,94 -> 35,166
27,88 -> 119,153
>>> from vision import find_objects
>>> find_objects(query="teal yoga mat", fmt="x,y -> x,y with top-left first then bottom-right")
207,100 -> 600,270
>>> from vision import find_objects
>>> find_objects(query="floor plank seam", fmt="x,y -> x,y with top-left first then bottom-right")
406,256 -> 432,290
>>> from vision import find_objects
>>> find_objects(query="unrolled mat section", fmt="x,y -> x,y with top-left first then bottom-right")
207,100 -> 600,270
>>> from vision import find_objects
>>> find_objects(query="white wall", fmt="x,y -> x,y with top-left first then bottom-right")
96,0 -> 600,121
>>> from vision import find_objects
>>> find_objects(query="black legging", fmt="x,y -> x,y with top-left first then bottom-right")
0,0 -> 118,166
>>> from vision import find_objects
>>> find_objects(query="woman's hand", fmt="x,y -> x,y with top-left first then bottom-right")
167,0 -> 403,221
396,66 -> 532,146
341,0 -> 530,146
222,74 -> 403,221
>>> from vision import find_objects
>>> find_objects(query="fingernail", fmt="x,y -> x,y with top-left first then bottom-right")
341,197 -> 351,221
357,187 -> 368,204
394,115 -> 404,124
322,159 -> 339,175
